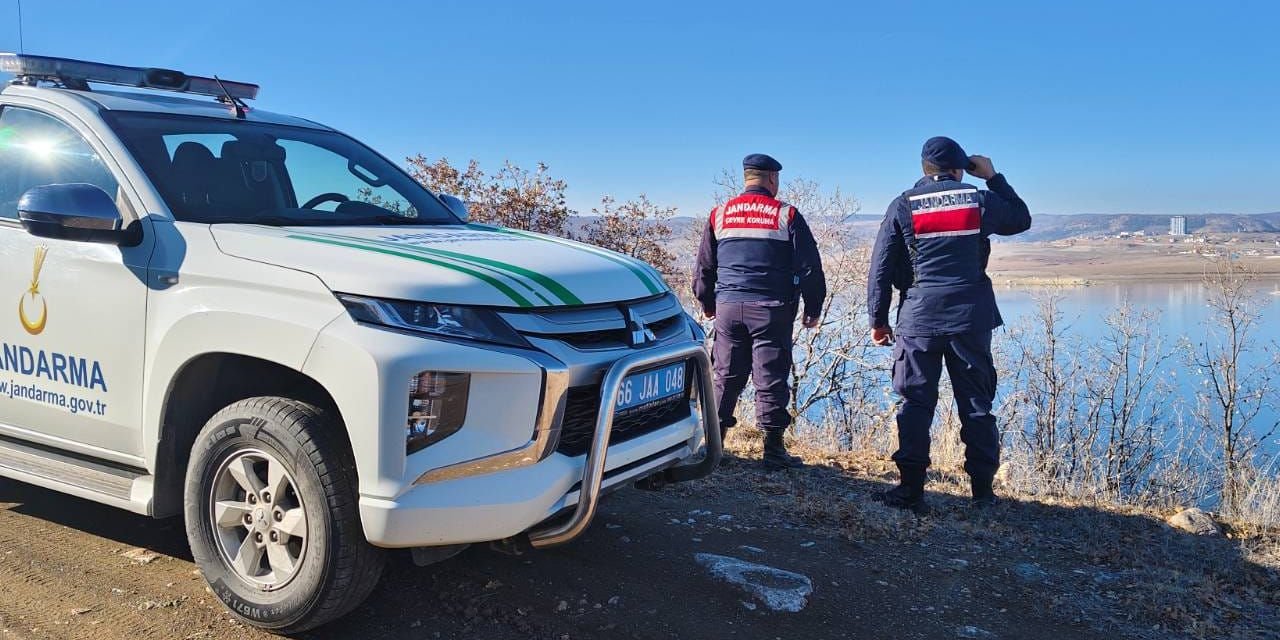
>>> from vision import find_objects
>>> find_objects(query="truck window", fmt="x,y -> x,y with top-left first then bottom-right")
105,112 -> 456,226
162,133 -> 236,160
0,107 -> 120,220
280,140 -> 417,216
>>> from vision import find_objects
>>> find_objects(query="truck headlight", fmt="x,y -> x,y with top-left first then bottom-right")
407,371 -> 470,454
337,294 -> 530,348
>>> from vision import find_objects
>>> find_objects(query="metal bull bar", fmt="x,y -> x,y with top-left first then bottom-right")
527,342 -> 720,548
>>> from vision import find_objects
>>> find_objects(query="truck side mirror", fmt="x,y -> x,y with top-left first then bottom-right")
439,194 -> 470,223
17,183 -> 140,246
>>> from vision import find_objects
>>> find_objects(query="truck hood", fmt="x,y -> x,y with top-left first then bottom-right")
210,224 -> 669,308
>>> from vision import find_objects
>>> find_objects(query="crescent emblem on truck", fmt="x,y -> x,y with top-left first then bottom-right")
18,246 -> 48,336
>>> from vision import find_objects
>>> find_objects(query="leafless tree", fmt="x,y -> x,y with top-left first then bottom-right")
1186,257 -> 1280,515
1002,295 -> 1185,502
1085,304 -> 1177,499
580,194 -> 678,278
1004,292 -> 1089,490
405,156 -> 571,236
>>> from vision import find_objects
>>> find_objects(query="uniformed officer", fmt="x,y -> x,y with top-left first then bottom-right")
867,137 -> 1031,508
694,154 -> 826,469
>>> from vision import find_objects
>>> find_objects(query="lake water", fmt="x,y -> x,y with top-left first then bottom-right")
995,280 -> 1280,456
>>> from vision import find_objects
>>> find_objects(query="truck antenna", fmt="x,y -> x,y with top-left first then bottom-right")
213,75 -> 249,119
16,0 -> 24,54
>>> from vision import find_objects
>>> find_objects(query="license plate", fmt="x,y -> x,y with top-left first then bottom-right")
614,362 -> 686,413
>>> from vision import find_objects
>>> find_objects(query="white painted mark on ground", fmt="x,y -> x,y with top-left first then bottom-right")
694,553 -> 813,612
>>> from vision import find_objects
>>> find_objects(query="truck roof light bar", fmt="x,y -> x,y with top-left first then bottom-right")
0,53 -> 259,100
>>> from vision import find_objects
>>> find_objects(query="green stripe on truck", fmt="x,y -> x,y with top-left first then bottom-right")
286,234 -> 534,307
473,225 -> 665,295
305,231 -> 582,306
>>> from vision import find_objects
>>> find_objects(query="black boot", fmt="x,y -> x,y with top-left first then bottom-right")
762,429 -> 803,470
877,465 -> 928,512
715,425 -> 733,465
970,474 -> 997,508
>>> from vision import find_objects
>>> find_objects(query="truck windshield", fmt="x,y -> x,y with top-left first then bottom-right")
105,112 -> 457,226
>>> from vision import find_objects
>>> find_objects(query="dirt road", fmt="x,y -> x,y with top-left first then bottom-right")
0,448 -> 1272,640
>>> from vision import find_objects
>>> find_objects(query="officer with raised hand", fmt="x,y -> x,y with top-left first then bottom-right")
694,154 -> 826,470
867,137 -> 1031,509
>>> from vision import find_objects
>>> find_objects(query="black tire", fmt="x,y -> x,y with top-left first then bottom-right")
184,397 -> 384,634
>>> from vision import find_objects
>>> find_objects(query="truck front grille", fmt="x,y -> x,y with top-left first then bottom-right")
555,362 -> 694,457
499,293 -> 688,352
553,314 -> 683,350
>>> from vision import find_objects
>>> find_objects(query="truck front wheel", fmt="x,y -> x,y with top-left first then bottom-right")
184,397 -> 384,633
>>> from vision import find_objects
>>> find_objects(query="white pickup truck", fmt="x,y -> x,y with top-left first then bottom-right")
0,54 -> 718,633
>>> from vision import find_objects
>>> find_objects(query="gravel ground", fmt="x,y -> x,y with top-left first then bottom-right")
0,441 -> 1272,640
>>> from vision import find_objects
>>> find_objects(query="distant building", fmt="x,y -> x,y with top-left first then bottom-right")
1170,216 -> 1188,236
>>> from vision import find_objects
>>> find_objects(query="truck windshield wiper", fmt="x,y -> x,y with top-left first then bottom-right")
342,215 -> 446,226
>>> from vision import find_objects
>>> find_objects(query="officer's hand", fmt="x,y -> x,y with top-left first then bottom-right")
872,326 -> 894,346
802,316 -> 820,329
701,308 -> 715,321
967,155 -> 997,180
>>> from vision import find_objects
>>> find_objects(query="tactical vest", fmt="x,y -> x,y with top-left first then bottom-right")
896,179 -> 984,289
710,193 -> 797,303
892,176 -> 1001,336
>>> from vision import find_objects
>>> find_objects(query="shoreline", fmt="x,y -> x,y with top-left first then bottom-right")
991,272 -> 1280,287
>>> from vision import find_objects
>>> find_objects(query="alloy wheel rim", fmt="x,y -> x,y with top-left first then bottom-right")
208,448 -> 309,590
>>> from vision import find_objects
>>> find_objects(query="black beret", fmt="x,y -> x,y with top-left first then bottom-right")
921,136 -> 969,171
742,153 -> 782,172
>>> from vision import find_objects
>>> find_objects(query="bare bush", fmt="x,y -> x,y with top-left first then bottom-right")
580,194 -> 678,277
405,156 -> 571,236
1002,291 -> 1093,493
1187,257 -> 1280,517
1088,304 -> 1178,499
1000,293 -> 1190,504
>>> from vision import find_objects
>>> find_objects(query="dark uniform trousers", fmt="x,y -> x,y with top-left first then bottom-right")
712,301 -> 794,433
892,330 -> 999,478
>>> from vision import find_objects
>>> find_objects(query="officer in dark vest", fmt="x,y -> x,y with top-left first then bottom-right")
867,137 -> 1031,508
694,154 -> 826,469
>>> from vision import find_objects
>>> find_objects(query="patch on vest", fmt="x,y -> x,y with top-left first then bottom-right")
715,197 -> 791,241
722,201 -> 782,229
909,189 -> 980,239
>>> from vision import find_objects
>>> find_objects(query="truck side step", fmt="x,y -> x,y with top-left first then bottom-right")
0,437 -> 154,514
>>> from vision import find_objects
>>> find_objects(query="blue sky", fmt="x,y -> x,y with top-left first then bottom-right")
2,0 -> 1277,217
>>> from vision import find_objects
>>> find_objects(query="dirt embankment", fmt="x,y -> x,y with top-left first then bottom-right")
0,435 -> 1274,640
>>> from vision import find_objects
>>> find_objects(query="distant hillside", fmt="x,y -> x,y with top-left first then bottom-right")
568,212 -> 1280,245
